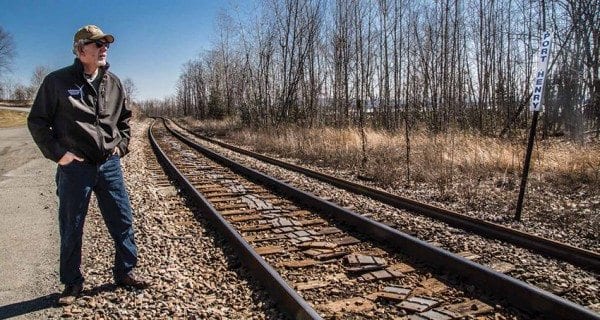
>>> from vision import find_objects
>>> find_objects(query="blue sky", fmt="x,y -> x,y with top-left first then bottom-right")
0,0 -> 242,100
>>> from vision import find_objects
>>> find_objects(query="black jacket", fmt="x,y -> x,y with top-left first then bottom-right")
28,58 -> 131,164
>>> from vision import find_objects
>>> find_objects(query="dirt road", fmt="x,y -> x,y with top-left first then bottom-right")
0,126 -> 60,319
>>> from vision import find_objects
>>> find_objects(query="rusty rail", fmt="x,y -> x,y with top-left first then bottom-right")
157,118 -> 600,320
149,119 -> 322,320
169,119 -> 600,273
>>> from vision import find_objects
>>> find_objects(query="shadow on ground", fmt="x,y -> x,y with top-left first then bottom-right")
0,284 -> 118,319
0,293 -> 59,319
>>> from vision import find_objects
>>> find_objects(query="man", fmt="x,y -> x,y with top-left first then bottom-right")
28,25 -> 149,306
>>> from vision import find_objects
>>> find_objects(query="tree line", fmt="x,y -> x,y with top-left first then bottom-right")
147,0 -> 596,139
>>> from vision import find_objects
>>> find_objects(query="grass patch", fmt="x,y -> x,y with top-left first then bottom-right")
180,118 -> 600,237
0,109 -> 28,128
184,118 -> 600,239
182,118 -> 600,192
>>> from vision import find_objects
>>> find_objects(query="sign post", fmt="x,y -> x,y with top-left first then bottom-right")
515,31 -> 553,221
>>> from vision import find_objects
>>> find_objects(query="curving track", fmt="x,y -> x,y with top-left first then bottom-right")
149,118 -> 599,320
169,119 -> 599,273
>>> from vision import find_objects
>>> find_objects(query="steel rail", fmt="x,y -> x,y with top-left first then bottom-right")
161,118 -> 600,320
169,119 -> 600,273
148,119 -> 322,320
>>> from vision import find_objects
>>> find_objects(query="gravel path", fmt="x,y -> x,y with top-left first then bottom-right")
0,106 -> 31,113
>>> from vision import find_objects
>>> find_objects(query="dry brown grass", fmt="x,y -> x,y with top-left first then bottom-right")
0,109 -> 28,128
181,116 -> 242,136
182,117 -> 600,192
536,141 -> 600,186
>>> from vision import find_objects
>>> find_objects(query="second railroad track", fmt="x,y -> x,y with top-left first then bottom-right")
149,118 -> 599,319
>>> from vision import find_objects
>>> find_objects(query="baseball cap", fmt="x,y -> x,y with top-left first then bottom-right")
73,25 -> 114,43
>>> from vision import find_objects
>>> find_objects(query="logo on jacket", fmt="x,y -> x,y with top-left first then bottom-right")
67,84 -> 84,98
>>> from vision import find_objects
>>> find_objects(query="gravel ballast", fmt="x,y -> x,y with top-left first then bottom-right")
63,119 -> 283,319
175,125 -> 599,313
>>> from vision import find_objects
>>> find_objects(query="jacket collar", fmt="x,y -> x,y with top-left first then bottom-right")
72,58 -> 110,77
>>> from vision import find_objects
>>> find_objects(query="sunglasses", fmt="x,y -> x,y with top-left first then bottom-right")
84,40 -> 110,49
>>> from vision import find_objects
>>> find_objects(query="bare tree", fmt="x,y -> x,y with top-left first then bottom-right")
0,26 -> 15,75
166,0 -> 596,142
28,65 -> 50,98
13,84 -> 29,100
0,80 -> 6,99
30,66 -> 49,88
122,78 -> 138,103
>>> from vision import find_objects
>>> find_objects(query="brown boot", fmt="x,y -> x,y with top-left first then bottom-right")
115,272 -> 150,289
57,283 -> 83,306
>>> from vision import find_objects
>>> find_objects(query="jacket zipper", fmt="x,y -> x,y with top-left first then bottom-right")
86,77 -> 104,159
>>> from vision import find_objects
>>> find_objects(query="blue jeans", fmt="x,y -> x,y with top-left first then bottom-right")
55,155 -> 138,285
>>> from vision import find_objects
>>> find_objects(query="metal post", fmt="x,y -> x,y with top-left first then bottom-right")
515,0 -> 551,220
515,110 -> 540,221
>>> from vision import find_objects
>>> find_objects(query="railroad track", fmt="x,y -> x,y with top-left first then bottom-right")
168,119 -> 599,273
149,118 -> 598,320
